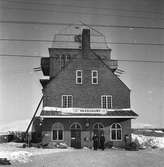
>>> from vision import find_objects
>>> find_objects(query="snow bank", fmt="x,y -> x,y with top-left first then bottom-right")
0,142 -> 73,163
132,133 -> 164,148
0,151 -> 32,163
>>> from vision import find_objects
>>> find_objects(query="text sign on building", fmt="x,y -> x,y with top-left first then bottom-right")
43,107 -> 107,114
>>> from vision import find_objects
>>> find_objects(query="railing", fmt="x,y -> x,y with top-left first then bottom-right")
109,60 -> 118,70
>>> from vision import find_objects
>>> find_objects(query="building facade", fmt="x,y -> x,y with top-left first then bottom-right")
33,29 -> 138,148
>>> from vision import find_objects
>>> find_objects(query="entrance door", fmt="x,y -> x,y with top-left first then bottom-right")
93,123 -> 104,147
70,123 -> 81,148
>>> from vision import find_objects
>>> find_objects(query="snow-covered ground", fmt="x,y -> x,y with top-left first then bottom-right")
132,132 -> 164,148
0,142 -> 73,163
1,132 -> 164,165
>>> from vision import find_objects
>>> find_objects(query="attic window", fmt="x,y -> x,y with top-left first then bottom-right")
92,70 -> 98,84
60,55 -> 65,69
76,70 -> 82,84
66,54 -> 71,62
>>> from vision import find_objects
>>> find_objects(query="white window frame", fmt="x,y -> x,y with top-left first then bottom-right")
101,95 -> 112,109
51,123 -> 64,141
76,70 -> 82,84
91,70 -> 98,84
110,123 -> 122,141
65,54 -> 71,62
62,95 -> 73,108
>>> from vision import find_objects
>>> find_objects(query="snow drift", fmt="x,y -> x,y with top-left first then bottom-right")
132,133 -> 164,148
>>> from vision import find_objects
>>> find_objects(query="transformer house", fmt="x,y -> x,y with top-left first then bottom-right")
34,29 -> 138,148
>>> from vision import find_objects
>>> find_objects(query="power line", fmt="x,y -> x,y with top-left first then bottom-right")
0,38 -> 164,46
0,6 -> 163,21
0,54 -> 41,58
117,59 -> 164,63
0,54 -> 163,64
1,0 -> 164,16
1,20 -> 164,30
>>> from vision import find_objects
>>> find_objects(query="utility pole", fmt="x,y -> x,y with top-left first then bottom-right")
25,96 -> 43,147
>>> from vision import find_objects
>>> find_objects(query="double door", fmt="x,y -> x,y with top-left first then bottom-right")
71,129 -> 81,148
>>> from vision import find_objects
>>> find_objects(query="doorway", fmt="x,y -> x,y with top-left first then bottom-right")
93,123 -> 104,147
70,123 -> 81,148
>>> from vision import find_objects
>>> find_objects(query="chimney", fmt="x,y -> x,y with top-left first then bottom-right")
82,29 -> 90,57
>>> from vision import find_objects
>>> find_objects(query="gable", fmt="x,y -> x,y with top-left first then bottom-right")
42,53 -> 131,109
43,50 -> 130,92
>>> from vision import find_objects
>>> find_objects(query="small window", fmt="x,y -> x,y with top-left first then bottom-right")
76,70 -> 82,84
60,55 -> 66,69
110,123 -> 122,141
101,95 -> 112,109
66,54 -> 71,62
52,123 -> 64,141
92,70 -> 98,84
62,95 -> 73,108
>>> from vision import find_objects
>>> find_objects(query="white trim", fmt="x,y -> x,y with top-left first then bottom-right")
76,70 -> 82,84
43,106 -> 132,112
110,123 -> 122,141
41,115 -> 137,119
91,70 -> 98,84
101,95 -> 112,109
61,95 -> 73,108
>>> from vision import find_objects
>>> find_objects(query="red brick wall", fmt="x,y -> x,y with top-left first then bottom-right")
43,56 -> 130,109
40,118 -> 131,147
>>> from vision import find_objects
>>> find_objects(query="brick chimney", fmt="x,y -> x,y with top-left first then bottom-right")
82,29 -> 90,57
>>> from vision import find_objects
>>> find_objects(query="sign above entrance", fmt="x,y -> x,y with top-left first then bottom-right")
43,107 -> 107,114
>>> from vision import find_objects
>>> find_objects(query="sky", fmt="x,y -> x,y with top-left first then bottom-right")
0,0 -> 164,131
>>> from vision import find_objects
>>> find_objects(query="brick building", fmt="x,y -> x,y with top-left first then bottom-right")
33,29 -> 138,148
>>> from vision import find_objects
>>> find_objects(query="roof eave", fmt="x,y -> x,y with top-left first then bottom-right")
40,115 -> 138,119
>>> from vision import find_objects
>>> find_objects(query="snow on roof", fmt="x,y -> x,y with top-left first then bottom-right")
40,107 -> 138,118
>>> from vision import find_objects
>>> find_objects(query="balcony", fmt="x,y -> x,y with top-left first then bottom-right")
109,60 -> 118,72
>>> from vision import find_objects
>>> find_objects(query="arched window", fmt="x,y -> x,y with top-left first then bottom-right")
51,122 -> 64,141
70,122 -> 82,130
110,123 -> 122,141
93,123 -> 104,136
93,123 -> 104,130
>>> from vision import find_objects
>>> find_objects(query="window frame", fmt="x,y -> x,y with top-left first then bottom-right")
76,70 -> 83,84
51,123 -> 64,141
62,95 -> 73,108
101,95 -> 112,109
91,70 -> 98,84
110,123 -> 122,141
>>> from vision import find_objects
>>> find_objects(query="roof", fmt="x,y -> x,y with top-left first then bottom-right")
40,107 -> 138,119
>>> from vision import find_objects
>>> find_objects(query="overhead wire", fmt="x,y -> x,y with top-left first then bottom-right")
1,20 -> 164,30
0,38 -> 164,46
0,54 -> 164,64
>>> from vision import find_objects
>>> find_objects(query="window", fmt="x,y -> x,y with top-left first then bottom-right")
93,123 -> 104,136
66,54 -> 71,62
60,55 -> 65,69
52,122 -> 64,141
62,95 -> 73,108
92,70 -> 98,84
76,70 -> 82,84
101,95 -> 112,109
70,123 -> 82,130
110,123 -> 122,141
